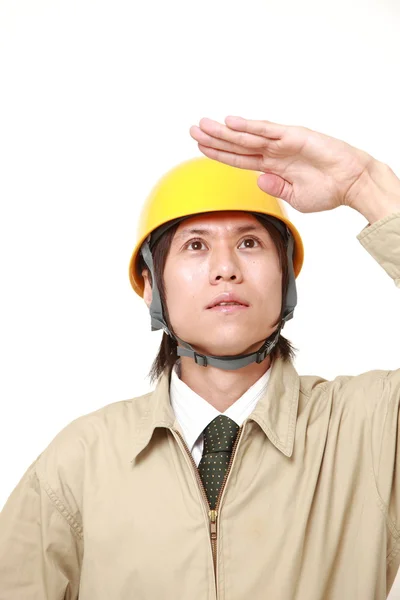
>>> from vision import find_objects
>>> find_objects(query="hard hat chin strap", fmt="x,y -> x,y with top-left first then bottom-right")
174,324 -> 283,369
139,215 -> 297,371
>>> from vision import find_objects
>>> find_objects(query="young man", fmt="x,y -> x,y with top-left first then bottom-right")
0,117 -> 400,599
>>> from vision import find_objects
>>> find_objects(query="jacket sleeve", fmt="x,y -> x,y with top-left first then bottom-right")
370,371 -> 400,540
0,445 -> 83,599
357,213 -> 400,543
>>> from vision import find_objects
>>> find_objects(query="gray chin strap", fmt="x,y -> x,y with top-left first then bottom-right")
140,213 -> 298,371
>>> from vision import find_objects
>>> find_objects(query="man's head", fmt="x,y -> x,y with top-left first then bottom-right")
139,211 -> 297,382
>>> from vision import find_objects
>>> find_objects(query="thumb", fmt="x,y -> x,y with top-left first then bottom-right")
257,173 -> 292,203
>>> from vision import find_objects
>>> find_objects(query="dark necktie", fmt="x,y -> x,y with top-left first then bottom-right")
198,415 -> 240,509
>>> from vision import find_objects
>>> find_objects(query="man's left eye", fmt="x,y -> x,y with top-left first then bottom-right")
240,238 -> 260,248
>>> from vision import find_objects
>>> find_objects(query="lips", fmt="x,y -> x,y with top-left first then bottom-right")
206,292 -> 249,309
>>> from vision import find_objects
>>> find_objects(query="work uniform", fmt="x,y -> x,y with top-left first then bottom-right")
0,212 -> 399,599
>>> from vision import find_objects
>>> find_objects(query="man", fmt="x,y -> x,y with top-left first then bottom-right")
0,116 -> 399,599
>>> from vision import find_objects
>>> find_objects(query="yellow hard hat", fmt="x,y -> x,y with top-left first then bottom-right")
128,156 -> 304,298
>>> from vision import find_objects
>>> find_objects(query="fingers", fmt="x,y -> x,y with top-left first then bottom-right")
190,115 -> 290,172
224,116 -> 286,140
197,144 -> 263,171
193,117 -> 270,150
189,125 -> 258,156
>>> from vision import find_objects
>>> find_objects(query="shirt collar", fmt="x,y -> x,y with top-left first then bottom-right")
169,360 -> 272,454
131,355 -> 300,462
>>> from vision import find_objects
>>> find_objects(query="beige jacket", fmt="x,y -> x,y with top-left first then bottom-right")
1,212 -> 400,600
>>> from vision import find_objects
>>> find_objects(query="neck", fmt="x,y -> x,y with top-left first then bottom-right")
177,353 -> 272,413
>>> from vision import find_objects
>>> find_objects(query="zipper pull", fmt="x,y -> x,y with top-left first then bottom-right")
209,509 -> 218,539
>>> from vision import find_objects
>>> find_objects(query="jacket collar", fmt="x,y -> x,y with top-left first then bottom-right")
131,356 -> 300,462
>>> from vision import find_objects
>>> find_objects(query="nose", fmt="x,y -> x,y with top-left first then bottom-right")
209,246 -> 244,284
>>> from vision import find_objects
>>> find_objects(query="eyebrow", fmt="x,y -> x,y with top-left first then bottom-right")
174,224 -> 266,241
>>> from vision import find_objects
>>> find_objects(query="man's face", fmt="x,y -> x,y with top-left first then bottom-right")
143,211 -> 283,357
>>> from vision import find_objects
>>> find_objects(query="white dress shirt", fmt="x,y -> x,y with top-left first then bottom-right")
170,359 -> 272,466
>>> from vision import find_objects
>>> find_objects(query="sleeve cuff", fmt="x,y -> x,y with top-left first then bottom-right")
356,212 -> 400,287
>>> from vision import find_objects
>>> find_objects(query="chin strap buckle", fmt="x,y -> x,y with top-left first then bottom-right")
256,323 -> 283,363
194,352 -> 208,367
256,345 -> 269,364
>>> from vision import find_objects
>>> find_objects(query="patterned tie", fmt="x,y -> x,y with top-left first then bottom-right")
198,415 -> 240,509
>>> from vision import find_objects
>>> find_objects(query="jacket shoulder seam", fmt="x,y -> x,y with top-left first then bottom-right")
300,380 -> 329,409
37,471 -> 84,540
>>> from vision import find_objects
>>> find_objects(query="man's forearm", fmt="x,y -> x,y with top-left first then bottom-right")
350,159 -> 400,225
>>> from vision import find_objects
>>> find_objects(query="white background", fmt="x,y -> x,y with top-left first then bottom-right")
1,0 -> 399,596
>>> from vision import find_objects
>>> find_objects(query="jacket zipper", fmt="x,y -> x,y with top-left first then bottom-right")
173,425 -> 244,588
209,424 -> 243,573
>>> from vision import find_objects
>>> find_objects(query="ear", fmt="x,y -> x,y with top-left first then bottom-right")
142,269 -> 153,308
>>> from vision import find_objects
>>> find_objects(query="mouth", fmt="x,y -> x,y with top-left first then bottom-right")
207,303 -> 248,313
